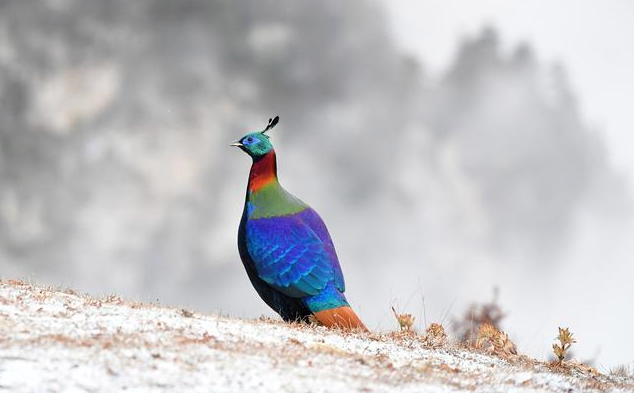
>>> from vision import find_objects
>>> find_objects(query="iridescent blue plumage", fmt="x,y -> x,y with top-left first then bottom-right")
245,208 -> 346,307
233,117 -> 366,330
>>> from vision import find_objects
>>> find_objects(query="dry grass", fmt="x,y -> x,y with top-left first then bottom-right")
391,306 -> 415,332
452,288 -> 505,347
610,365 -> 634,379
552,326 -> 576,364
474,323 -> 517,358
421,323 -> 447,348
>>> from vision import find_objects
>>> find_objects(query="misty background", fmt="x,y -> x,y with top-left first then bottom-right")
0,0 -> 632,367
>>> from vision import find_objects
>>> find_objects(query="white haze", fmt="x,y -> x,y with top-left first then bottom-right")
382,0 -> 634,181
381,0 -> 634,367
0,0 -> 632,368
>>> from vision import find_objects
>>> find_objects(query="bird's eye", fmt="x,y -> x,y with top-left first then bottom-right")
242,136 -> 260,146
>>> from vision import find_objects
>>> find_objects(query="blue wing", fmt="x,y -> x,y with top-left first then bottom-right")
245,210 -> 342,298
297,208 -> 345,292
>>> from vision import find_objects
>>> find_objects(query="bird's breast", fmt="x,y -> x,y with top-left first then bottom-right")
245,185 -> 307,219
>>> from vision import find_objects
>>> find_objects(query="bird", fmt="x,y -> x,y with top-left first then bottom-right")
230,116 -> 367,331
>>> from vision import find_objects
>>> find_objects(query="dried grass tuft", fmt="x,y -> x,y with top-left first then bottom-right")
453,288 -> 505,347
391,306 -> 415,332
475,323 -> 517,358
552,327 -> 576,364
610,364 -> 634,380
422,323 -> 447,348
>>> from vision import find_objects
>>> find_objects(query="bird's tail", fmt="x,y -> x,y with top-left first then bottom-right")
313,306 -> 368,332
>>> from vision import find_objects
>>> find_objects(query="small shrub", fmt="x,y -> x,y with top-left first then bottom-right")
475,323 -> 517,358
391,306 -> 415,331
453,288 -> 505,346
552,327 -> 576,363
422,323 -> 447,348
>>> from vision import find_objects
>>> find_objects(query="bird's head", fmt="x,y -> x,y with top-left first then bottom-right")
230,116 -> 279,158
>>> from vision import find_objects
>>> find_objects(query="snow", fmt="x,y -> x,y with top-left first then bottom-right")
0,280 -> 631,393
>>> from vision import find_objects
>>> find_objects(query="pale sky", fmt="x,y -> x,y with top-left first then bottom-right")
380,0 -> 634,180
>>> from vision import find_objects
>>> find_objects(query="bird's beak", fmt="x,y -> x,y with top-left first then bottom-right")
229,141 -> 244,148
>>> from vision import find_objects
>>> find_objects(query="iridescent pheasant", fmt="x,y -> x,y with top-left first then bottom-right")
231,116 -> 367,330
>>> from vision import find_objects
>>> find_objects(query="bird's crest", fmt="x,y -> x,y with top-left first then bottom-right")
261,116 -> 279,136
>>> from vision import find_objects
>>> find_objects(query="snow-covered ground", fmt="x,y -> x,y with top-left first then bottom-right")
0,279 -> 631,393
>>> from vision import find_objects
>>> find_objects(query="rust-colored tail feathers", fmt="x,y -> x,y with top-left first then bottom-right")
313,306 -> 368,332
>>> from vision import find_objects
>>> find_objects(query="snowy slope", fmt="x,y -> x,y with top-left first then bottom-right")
0,280 -> 631,393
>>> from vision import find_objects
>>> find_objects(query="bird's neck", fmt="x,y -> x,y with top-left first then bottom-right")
248,150 -> 279,193
244,149 -> 307,219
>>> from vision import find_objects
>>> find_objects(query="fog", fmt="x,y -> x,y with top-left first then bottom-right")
0,0 -> 632,367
